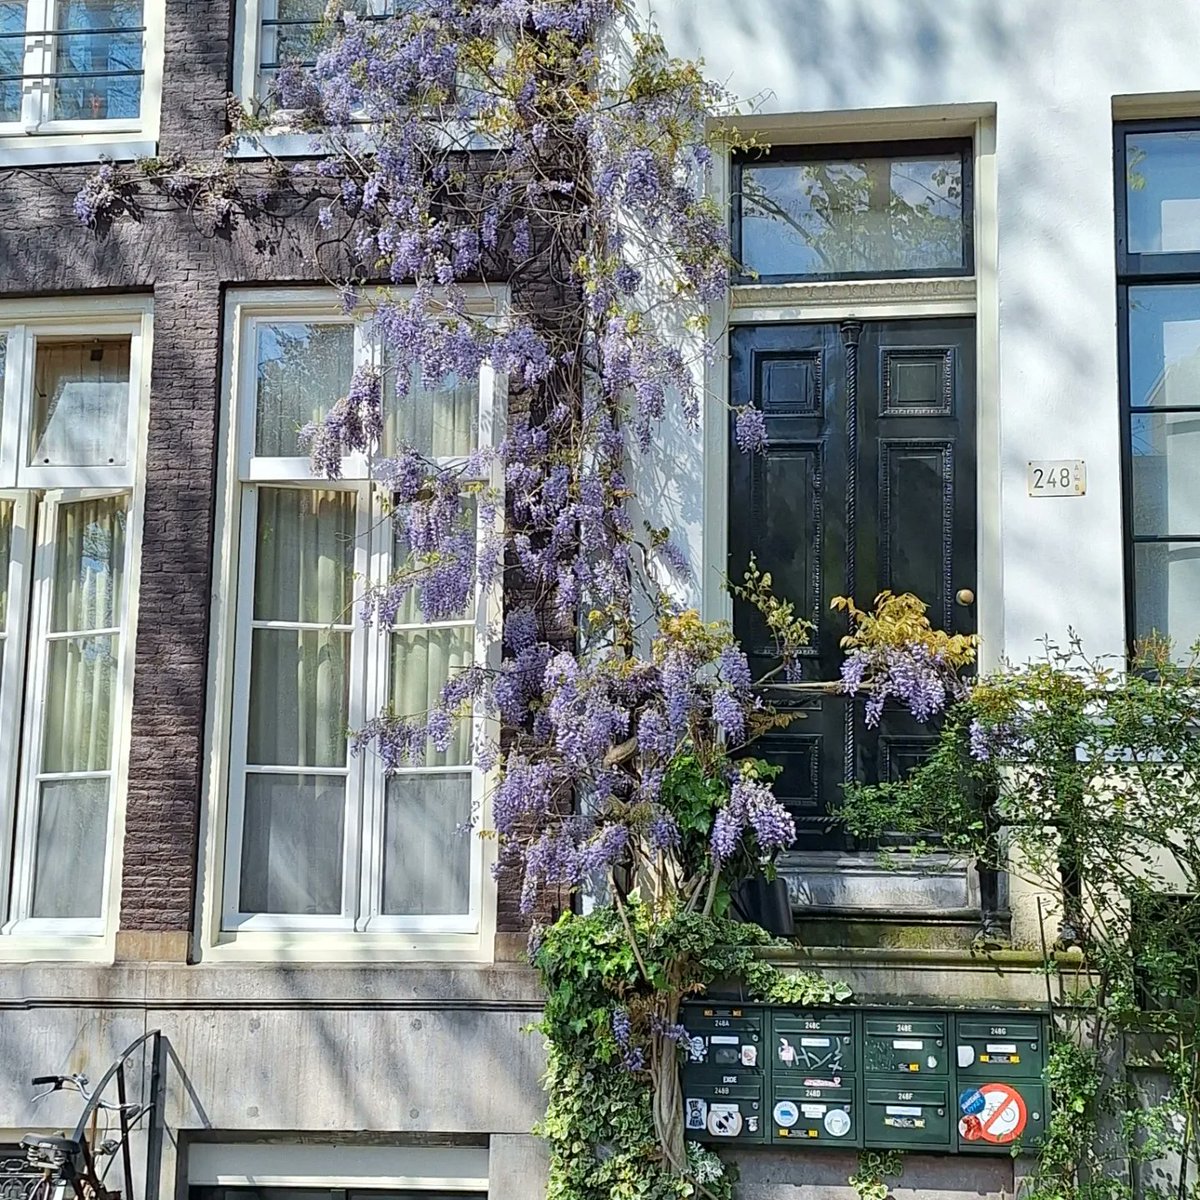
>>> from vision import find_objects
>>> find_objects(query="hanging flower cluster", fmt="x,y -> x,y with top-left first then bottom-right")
833,591 -> 978,727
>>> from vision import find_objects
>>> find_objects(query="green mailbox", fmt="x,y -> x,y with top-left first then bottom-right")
681,1004 -> 764,1070
955,1081 -> 1048,1153
682,1066 -> 766,1144
771,1010 -> 857,1075
863,1013 -> 949,1076
864,1081 -> 952,1149
954,1015 -> 1047,1079
770,1077 -> 859,1147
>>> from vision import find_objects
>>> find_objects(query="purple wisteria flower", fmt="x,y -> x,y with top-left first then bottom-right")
734,406 -> 768,454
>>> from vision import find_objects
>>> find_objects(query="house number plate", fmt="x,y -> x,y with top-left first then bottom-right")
1027,460 -> 1085,496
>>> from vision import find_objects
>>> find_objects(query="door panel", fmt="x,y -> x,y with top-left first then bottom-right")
729,318 -> 976,850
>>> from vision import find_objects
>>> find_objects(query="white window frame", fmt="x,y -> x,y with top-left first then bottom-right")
0,315 -> 144,490
6,487 -> 132,936
227,0 -> 502,159
201,286 -> 504,961
0,0 -> 163,166
0,294 -> 150,958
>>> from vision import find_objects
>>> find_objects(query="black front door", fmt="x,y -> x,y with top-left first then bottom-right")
729,318 -> 976,849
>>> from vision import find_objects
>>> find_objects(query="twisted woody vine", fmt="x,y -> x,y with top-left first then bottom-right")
74,2 -> 1200,1198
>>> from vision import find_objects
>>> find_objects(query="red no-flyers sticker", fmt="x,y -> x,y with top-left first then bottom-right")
957,1084 -> 1027,1144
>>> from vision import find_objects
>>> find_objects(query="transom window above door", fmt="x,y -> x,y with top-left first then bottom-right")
732,139 -> 973,283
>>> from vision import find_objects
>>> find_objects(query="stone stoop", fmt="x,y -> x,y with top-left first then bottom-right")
780,851 -> 1010,951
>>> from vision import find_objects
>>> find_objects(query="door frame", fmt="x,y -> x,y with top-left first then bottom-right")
702,112 -> 1001,676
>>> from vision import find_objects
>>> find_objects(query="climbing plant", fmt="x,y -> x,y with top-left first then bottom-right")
841,635 -> 1200,1200
74,2 -> 991,1195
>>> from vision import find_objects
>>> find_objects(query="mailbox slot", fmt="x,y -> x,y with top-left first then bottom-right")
864,1081 -> 951,1148
954,1016 -> 1046,1079
772,1011 -> 857,1074
863,1014 -> 948,1076
770,1078 -> 860,1147
681,1005 -> 764,1070
683,1067 -> 765,1144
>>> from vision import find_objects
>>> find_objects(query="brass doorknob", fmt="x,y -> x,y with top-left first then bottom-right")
956,588 -> 975,606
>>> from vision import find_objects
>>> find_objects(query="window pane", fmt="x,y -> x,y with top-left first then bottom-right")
51,0 -> 143,122
255,322 -> 353,457
390,497 -> 476,625
0,499 -> 10,690
1134,541 -> 1200,655
253,488 -> 356,624
239,773 -> 345,914
390,627 -> 473,765
248,629 -> 349,767
0,497 -> 11,629
1126,130 -> 1200,255
1132,412 -> 1200,537
382,773 -> 471,915
52,495 -> 127,632
41,635 -> 117,773
1128,285 -> 1200,408
30,777 -> 108,918
257,0 -> 324,102
0,1 -> 24,123
383,368 -> 479,458
31,337 -> 131,468
737,150 -> 966,278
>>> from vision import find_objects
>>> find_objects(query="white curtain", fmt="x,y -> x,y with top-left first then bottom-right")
239,774 -> 346,915
382,773 -> 471,916
32,338 -> 131,468
0,498 -> 11,688
389,627 -> 472,765
240,487 -> 355,914
31,495 -> 127,920
383,626 -> 473,917
255,322 -> 353,458
384,368 -> 478,458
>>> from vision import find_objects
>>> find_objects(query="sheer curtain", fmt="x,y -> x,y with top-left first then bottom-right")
31,495 -> 127,919
0,499 -> 11,687
31,338 -> 131,469
239,487 -> 355,915
255,322 -> 354,458
378,371 -> 479,917
383,561 -> 474,917
383,368 -> 479,458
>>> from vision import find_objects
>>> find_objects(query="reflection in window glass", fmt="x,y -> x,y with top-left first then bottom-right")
1128,285 -> 1200,408
31,337 -> 131,468
737,148 -> 967,279
255,321 -> 354,458
0,1 -> 20,125
1126,130 -> 1200,255
51,0 -> 143,121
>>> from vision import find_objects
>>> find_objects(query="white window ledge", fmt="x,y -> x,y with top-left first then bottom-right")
227,123 -> 504,160
0,137 -> 156,168
0,935 -> 112,963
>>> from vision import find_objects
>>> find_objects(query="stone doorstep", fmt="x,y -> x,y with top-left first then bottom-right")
780,850 -> 982,913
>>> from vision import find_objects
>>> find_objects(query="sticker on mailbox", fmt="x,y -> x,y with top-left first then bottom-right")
773,1100 -> 799,1128
707,1104 -> 744,1138
824,1109 -> 852,1137
958,1083 -> 1028,1145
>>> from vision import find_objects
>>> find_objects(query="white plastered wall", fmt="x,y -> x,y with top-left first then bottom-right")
637,0 -> 1200,666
